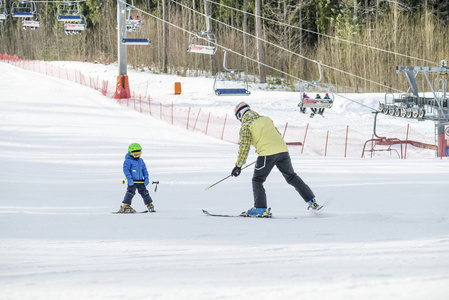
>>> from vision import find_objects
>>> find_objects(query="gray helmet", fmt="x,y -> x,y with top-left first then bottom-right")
234,102 -> 250,121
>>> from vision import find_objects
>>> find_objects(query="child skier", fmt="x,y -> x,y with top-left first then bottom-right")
119,143 -> 155,213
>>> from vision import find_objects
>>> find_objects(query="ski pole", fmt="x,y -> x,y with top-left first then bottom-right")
122,180 -> 160,192
205,161 -> 256,190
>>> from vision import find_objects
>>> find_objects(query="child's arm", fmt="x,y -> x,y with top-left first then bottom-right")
142,161 -> 150,186
123,160 -> 134,186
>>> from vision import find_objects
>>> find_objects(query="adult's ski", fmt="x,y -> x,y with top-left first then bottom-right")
111,211 -> 149,214
202,208 -> 272,218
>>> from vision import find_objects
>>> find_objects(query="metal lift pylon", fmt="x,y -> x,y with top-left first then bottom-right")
115,0 -> 130,99
378,60 -> 449,156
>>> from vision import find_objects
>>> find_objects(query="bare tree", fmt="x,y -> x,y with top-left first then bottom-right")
204,0 -> 216,74
255,0 -> 266,83
162,0 -> 168,73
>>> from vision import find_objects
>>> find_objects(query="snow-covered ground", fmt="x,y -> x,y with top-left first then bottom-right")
0,61 -> 448,300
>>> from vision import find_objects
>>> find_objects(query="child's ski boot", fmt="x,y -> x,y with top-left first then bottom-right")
146,203 -> 155,212
118,203 -> 136,213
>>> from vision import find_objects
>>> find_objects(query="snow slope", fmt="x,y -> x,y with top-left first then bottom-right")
0,61 -> 448,300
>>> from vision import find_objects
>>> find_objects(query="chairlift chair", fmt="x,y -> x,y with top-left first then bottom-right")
121,23 -> 151,45
187,31 -> 217,55
298,61 -> 334,110
22,13 -> 41,30
0,0 -> 8,22
64,15 -> 86,35
57,1 -> 82,22
120,1 -> 150,45
125,2 -> 142,32
213,50 -> 250,96
11,0 -> 35,18
57,1 -> 81,20
56,1 -> 87,34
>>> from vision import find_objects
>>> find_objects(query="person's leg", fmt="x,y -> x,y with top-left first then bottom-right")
276,152 -> 315,202
252,155 -> 276,208
123,185 -> 137,204
136,183 -> 153,205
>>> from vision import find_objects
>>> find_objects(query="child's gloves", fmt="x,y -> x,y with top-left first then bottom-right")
144,178 -> 149,186
128,178 -> 134,186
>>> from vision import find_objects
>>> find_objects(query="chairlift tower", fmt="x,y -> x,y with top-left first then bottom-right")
115,0 -> 150,99
115,0 -> 129,99
379,60 -> 449,156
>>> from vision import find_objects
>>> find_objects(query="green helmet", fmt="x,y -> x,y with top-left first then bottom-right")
128,143 -> 142,157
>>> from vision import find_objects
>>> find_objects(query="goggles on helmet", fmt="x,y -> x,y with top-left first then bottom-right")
131,150 -> 142,158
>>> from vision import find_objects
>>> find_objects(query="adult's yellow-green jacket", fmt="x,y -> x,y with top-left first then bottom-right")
236,110 -> 288,167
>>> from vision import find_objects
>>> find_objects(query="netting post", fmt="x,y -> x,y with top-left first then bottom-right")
193,108 -> 201,132
371,134 -> 374,158
325,131 -> 329,157
221,114 -> 228,140
301,123 -> 309,154
404,124 -> 410,159
145,81 -> 149,99
171,102 -> 174,125
186,107 -> 191,129
344,125 -> 349,158
205,112 -> 211,135
283,122 -> 288,138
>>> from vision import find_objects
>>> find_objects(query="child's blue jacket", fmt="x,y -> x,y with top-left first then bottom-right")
123,153 -> 149,185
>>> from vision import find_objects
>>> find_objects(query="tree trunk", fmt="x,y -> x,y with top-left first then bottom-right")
162,0 -> 168,73
243,0 -> 248,71
255,0 -> 266,83
204,0 -> 216,74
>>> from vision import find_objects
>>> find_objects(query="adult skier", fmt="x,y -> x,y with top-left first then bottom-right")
231,102 -> 320,217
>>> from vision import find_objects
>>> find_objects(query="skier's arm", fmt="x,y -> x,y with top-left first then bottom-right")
142,160 -> 150,186
123,160 -> 134,186
236,126 -> 251,167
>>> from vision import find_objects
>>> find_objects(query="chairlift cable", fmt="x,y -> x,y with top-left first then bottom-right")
170,0 -> 405,96
120,0 -> 305,83
124,0 -> 383,111
206,0 -> 438,66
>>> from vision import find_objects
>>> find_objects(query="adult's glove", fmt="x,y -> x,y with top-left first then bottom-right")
144,178 -> 149,186
231,166 -> 242,177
